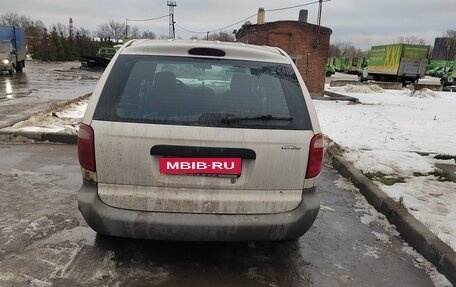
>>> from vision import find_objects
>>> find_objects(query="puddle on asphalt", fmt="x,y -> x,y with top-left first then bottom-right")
0,92 -> 31,102
0,61 -> 102,104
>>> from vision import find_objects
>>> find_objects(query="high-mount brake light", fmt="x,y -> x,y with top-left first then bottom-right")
188,48 -> 226,57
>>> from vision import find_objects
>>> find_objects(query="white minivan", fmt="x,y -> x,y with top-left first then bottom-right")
77,40 -> 323,241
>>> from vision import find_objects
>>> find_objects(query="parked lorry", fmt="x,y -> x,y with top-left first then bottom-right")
333,57 -> 348,72
81,45 -> 121,68
0,26 -> 26,74
345,57 -> 367,75
325,58 -> 335,77
366,44 -> 430,84
441,61 -> 455,86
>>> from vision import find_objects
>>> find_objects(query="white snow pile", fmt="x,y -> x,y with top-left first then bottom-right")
316,84 -> 456,252
411,88 -> 438,99
343,84 -> 384,93
1,94 -> 89,135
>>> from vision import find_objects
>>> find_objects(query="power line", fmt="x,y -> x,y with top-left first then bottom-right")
126,14 -> 169,22
176,12 -> 257,34
175,23 -> 206,34
206,13 -> 258,33
125,14 -> 169,39
176,0 -> 330,36
265,0 -> 328,12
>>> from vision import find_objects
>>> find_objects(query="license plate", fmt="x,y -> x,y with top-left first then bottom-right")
160,158 -> 242,175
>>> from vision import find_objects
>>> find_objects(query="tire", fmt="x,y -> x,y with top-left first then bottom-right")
16,62 -> 23,73
8,64 -> 15,75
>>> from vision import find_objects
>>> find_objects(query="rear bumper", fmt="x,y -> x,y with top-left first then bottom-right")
78,182 -> 320,241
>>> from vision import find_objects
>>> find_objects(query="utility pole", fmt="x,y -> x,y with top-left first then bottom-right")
125,18 -> 128,39
316,0 -> 323,47
167,1 -> 177,39
317,0 -> 323,27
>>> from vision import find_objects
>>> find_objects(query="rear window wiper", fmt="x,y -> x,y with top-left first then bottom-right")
220,114 -> 293,123
196,113 -> 293,125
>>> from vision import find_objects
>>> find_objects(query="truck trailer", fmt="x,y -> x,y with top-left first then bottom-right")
345,57 -> 367,76
366,44 -> 430,84
0,26 -> 26,74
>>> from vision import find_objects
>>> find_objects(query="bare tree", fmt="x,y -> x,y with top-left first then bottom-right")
329,41 -> 367,57
429,29 -> 456,60
207,31 -> 235,42
328,44 -> 341,57
0,12 -> 34,28
76,27 -> 91,38
127,25 -> 141,39
442,29 -> 456,60
25,20 -> 46,37
397,35 -> 427,45
52,23 -> 68,37
142,31 -> 156,39
96,20 -> 126,42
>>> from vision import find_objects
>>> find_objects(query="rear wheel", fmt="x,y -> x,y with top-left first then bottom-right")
8,64 -> 15,75
16,62 -> 23,73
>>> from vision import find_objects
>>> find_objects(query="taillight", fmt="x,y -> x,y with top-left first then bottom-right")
78,124 -> 96,172
306,134 -> 324,178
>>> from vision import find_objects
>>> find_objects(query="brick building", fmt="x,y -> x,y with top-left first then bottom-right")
236,10 -> 332,96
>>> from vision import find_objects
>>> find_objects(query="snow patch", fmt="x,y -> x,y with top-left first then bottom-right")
362,245 -> 380,259
402,244 -> 452,287
317,87 -> 456,253
411,88 -> 438,98
320,204 -> 336,212
371,231 -> 391,244
345,149 -> 435,176
335,175 -> 399,237
343,84 -> 384,93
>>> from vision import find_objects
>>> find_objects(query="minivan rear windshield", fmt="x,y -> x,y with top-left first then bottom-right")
93,55 -> 312,130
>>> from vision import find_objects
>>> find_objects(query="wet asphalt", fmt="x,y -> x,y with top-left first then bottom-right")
0,63 -> 442,286
0,143 -> 437,287
0,61 -> 102,128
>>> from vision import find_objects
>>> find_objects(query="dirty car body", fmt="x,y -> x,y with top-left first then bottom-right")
77,40 -> 324,241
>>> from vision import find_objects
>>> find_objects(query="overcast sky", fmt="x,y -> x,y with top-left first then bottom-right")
2,0 -> 455,50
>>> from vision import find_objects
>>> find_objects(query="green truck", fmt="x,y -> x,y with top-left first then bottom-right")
366,44 -> 430,84
345,57 -> 367,75
441,62 -> 455,86
81,45 -> 122,68
325,58 -> 335,77
426,60 -> 454,78
327,57 -> 348,72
